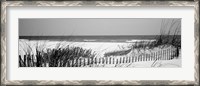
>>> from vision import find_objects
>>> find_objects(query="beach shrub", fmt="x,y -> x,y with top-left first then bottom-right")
130,19 -> 181,50
19,41 -> 96,67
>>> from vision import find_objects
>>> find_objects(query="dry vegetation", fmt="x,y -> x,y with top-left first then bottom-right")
104,19 -> 181,57
19,42 -> 96,67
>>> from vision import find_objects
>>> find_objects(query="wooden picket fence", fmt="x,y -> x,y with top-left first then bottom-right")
19,47 -> 179,67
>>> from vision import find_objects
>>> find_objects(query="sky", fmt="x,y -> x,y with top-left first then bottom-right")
19,18 -> 181,36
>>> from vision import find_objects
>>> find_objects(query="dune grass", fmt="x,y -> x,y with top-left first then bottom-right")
104,19 -> 181,57
19,41 -> 96,67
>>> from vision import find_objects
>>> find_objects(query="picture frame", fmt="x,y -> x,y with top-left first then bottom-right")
1,0 -> 199,85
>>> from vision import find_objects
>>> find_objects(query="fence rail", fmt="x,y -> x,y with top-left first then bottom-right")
19,47 -> 179,67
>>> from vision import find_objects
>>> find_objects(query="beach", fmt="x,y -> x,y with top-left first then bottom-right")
19,39 -> 181,68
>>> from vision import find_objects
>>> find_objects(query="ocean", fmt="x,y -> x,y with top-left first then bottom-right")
19,35 -> 181,43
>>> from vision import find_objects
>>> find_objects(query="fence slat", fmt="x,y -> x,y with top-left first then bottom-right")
120,57 -> 122,64
83,58 -> 86,66
141,54 -> 144,61
24,55 -> 27,67
113,58 -> 115,64
132,56 -> 134,62
126,57 -> 128,63
129,57 -> 131,63
167,48 -> 169,60
138,55 -> 140,62
19,55 -> 23,67
123,57 -> 125,63
164,50 -> 166,60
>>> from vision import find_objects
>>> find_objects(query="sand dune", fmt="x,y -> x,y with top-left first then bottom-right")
19,39 -> 181,67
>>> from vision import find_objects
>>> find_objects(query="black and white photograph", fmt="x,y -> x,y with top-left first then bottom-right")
18,18 -> 181,67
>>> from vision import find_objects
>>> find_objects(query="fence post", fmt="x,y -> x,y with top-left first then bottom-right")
154,52 -> 156,61
169,48 -> 171,60
155,51 -> 158,61
123,57 -> 125,63
29,54 -> 31,67
170,48 -> 172,60
158,51 -> 160,60
104,58 -> 106,64
160,50 -> 162,60
148,54 -> 151,61
120,57 -> 122,64
172,48 -> 174,59
134,56 -> 136,62
170,48 -> 171,60
87,58 -> 89,65
132,56 -> 134,62
112,58 -> 114,64
105,57 -> 107,64
163,49 -> 165,60
138,55 -> 141,61
83,58 -> 86,66
126,57 -> 128,63
24,55 -> 27,67
138,55 -> 140,62
102,58 -> 104,64
94,58 -> 97,64
141,54 -> 144,61
165,49 -> 167,60
124,57 -> 126,63
79,58 -> 82,67
19,55 -> 23,67
107,57 -> 109,64
161,49 -> 163,60
71,59 -> 74,67
150,53 -> 152,61
31,55 -> 34,67
167,48 -> 169,60
75,58 -> 78,67
68,60 -> 71,67
129,57 -> 131,63
166,49 -> 168,60
109,57 -> 112,64
116,59 -> 118,64
155,52 -> 157,60
134,56 -> 137,62
145,54 -> 147,61
141,54 -> 143,62
90,58 -> 93,66
159,50 -> 161,60
33,55 -> 36,67
146,54 -> 149,61
163,50 -> 165,60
